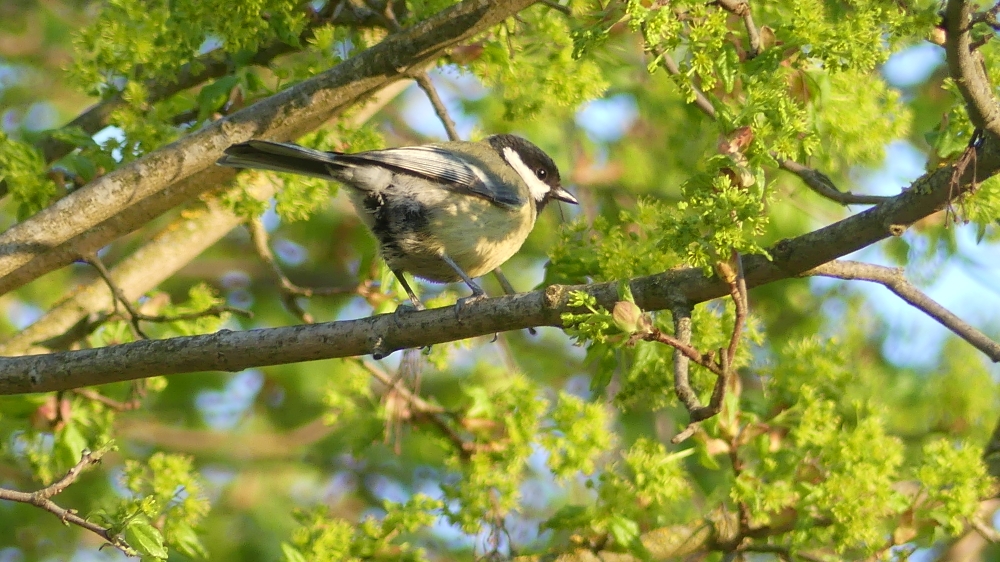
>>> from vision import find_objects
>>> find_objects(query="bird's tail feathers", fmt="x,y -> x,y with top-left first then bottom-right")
217,140 -> 344,180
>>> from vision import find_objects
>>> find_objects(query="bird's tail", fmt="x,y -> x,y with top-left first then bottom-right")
217,140 -> 344,180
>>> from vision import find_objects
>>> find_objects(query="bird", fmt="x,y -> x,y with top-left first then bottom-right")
217,134 -> 578,314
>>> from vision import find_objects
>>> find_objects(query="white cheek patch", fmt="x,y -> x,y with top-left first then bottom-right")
503,147 -> 550,203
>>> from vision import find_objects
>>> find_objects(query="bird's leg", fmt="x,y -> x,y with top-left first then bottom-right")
492,267 -> 517,296
441,254 -> 486,320
392,270 -> 424,324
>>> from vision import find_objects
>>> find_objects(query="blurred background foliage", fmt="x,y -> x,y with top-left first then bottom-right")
1,0 -> 1000,560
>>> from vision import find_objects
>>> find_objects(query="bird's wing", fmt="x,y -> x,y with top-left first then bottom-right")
340,146 -> 525,208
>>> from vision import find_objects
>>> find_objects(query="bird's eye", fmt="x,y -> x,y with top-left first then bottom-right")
536,168 -> 547,180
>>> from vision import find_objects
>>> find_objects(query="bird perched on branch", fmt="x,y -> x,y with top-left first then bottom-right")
217,134 -> 578,314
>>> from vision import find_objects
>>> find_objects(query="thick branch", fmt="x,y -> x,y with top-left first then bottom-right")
805,260 -> 1000,362
1,135 -> 997,394
945,0 -> 1000,137
32,2 -> 388,166
0,0 -> 538,296
0,80 -> 410,358
0,192 -> 267,356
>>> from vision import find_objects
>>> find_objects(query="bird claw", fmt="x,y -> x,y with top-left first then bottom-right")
394,302 -> 424,328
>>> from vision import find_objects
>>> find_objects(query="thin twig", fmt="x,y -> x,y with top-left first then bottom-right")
540,0 -> 571,14
667,304 -> 701,444
73,388 -> 144,411
132,304 -> 252,323
806,260 -> 1000,362
658,45 -> 888,207
649,322 -> 724,376
971,517 -> 1000,542
779,160 -> 892,206
365,0 -> 403,31
361,359 -> 476,455
713,0 -> 762,58
247,218 -> 372,323
657,264 -> 747,436
972,3 -> 1000,27
84,254 -> 148,340
414,72 -> 461,141
696,251 -> 750,420
0,446 -> 134,556
658,50 -> 718,119
86,254 -> 247,337
672,422 -> 701,444
725,251 -> 748,367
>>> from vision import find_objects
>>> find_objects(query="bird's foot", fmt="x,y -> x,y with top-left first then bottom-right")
394,301 -> 425,328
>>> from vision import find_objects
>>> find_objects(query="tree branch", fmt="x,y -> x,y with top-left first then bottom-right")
45,6 -> 382,157
1,1 -> 999,393
0,194 -> 259,356
945,0 -> 1000,139
84,253 -> 150,340
657,50 -> 717,119
0,1 -> 391,197
714,0 -> 762,58
656,48 -> 887,207
1,131 -> 997,393
0,0 -> 539,296
414,72 -> 461,141
0,445 -> 132,555
0,80 -> 410,358
804,260 -> 1000,362
779,160 -> 892,206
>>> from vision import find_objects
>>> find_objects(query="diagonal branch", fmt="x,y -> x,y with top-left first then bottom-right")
84,253 -> 149,340
805,260 -> 1000,362
414,72 -> 461,141
35,1 -> 388,166
0,81 -> 410,358
0,0 -> 539,297
0,445 -> 132,555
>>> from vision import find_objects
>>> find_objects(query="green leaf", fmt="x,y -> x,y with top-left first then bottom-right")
170,522 -> 207,558
197,75 -> 239,121
281,543 -> 308,562
608,514 -> 647,557
543,504 -> 591,530
59,153 -> 98,182
55,424 -> 88,474
124,517 -> 168,560
47,126 -> 100,150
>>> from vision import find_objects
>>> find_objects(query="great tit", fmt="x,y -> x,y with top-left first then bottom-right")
217,134 -> 578,312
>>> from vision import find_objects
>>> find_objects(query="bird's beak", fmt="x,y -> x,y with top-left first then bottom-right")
551,187 -> 579,204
